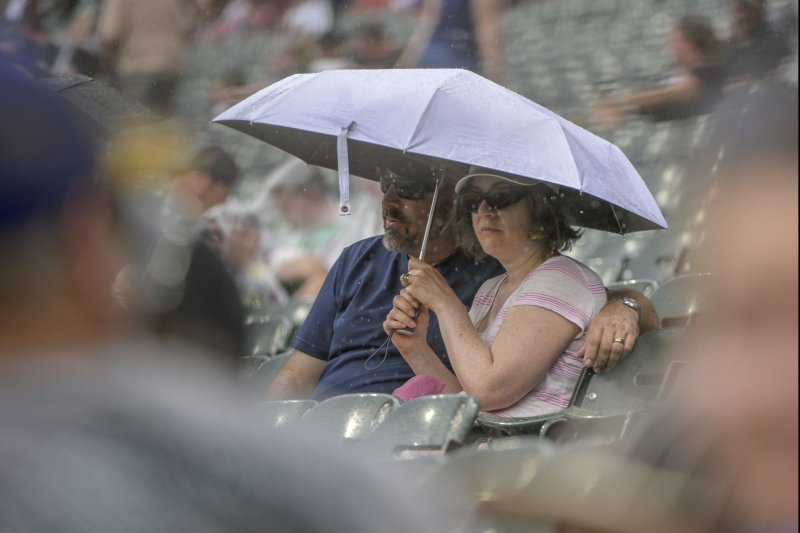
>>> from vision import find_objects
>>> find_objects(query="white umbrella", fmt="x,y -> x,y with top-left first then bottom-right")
213,68 -> 667,235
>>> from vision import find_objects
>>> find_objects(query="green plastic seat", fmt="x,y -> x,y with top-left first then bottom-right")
297,393 -> 399,443
242,316 -> 294,357
606,278 -> 659,297
650,273 -> 712,327
254,399 -> 316,430
364,395 -> 480,458
248,351 -> 292,393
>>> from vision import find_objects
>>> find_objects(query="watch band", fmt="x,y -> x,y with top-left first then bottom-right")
609,295 -> 641,315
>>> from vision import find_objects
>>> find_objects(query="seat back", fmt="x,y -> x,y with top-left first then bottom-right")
364,395 -> 480,458
249,351 -> 292,391
605,278 -> 658,297
243,316 -> 294,357
570,328 -> 685,416
585,257 -> 624,285
297,393 -> 399,442
254,400 -> 316,429
276,299 -> 314,330
650,273 -> 712,327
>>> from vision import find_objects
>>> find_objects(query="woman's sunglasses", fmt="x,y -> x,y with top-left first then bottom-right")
379,174 -> 437,200
457,187 -> 528,213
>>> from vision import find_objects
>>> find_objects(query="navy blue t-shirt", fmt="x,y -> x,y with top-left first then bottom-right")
292,236 -> 504,400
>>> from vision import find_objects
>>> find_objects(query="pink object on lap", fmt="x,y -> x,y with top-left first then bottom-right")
393,375 -> 447,401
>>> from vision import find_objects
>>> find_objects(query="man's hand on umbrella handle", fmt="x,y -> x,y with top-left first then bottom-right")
577,302 -> 639,373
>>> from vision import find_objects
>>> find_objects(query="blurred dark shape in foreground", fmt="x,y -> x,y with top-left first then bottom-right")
40,74 -> 160,140
0,57 -> 444,533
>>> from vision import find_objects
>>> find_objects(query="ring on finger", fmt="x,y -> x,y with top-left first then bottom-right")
612,337 -> 625,344
400,273 -> 410,285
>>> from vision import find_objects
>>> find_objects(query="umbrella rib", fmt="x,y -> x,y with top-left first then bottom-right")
307,134 -> 331,165
610,204 -> 625,235
404,86 -> 445,151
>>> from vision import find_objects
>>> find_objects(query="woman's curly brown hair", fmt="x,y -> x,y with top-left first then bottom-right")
453,182 -> 582,260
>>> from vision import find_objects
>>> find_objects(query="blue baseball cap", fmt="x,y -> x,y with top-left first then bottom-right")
0,57 -> 98,232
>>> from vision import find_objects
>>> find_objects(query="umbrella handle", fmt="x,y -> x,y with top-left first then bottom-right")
396,174 -> 444,336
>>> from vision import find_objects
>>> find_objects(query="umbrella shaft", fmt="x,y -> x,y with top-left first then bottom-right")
418,176 -> 443,262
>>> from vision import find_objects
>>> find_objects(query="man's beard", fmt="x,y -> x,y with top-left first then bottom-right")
381,203 -> 455,257
381,206 -> 421,255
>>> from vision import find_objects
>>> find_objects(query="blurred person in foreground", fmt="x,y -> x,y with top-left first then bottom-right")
396,0 -> 504,82
596,14 -> 725,128
678,82 -> 798,531
0,57 -> 446,533
98,0 -> 196,115
594,82 -> 799,533
268,166 -> 658,402
723,0 -> 791,86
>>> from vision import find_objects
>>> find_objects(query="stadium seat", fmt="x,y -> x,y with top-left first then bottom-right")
297,393 -> 399,442
585,257 -> 625,286
247,350 -> 292,392
243,315 -> 294,357
364,394 -> 480,458
617,231 -> 686,283
275,298 -> 314,330
650,273 -> 712,327
606,278 -> 659,297
254,399 -> 316,429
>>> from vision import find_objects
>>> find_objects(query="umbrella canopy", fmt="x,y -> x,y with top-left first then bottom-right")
213,69 -> 667,234
40,74 -> 160,139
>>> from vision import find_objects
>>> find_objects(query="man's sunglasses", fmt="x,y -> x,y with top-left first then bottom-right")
457,187 -> 528,213
379,174 -> 437,200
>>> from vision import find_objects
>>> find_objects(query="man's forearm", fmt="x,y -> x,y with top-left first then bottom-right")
265,350 -> 325,400
607,289 -> 660,333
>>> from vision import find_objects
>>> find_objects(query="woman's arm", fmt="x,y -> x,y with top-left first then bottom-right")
435,303 -> 578,411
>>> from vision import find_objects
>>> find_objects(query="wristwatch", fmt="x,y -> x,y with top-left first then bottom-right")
609,295 -> 641,316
